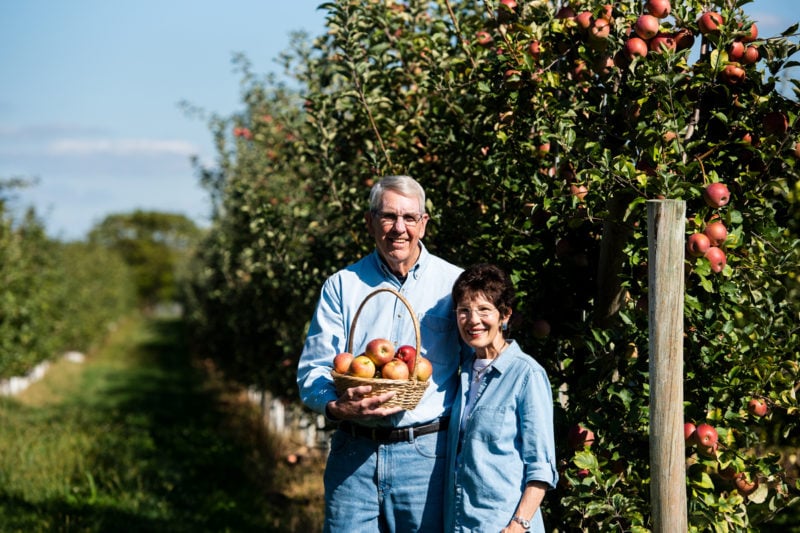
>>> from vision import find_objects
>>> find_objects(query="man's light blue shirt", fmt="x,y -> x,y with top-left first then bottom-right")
444,340 -> 559,532
297,243 -> 464,427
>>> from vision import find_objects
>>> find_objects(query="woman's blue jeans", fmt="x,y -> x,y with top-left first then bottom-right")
323,427 -> 448,532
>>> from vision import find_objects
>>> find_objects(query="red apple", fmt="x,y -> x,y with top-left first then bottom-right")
703,182 -> 730,208
570,184 -> 589,201
635,14 -> 660,40
703,222 -> 728,247
589,18 -> 611,45
694,423 -> 718,447
593,55 -> 615,76
748,398 -> 768,417
575,11 -> 593,32
684,422 -> 697,443
365,338 -> 396,367
645,0 -> 671,19
567,423 -> 596,450
349,355 -> 376,378
475,31 -> 493,47
649,33 -> 676,53
794,142 -> 800,159
556,6 -> 576,19
532,319 -> 551,339
698,11 -> 724,35
763,111 -> 789,136
625,37 -> 649,59
720,64 -> 746,85
741,23 -> 758,43
705,246 -> 727,273
728,40 -> 745,62
528,40 -> 541,59
381,359 -> 410,380
415,356 -> 433,381
395,344 -> 417,374
735,473 -> 758,496
687,233 -> 711,258
673,28 -> 695,51
333,352 -> 354,374
742,45 -> 759,65
497,0 -> 517,22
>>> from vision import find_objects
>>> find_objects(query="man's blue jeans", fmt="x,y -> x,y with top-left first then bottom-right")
323,427 -> 448,532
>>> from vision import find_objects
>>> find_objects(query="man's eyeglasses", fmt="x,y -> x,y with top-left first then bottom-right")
373,211 -> 424,228
455,306 -> 498,320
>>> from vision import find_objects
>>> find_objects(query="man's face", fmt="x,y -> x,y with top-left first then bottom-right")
366,190 -> 429,276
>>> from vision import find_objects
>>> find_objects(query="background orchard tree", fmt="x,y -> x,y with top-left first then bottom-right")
185,0 -> 800,529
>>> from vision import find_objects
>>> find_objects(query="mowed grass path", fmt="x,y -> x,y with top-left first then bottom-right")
0,313 -> 324,532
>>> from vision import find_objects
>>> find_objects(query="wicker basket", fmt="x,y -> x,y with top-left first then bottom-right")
331,288 -> 429,410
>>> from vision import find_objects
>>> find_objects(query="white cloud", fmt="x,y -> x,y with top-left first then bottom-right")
47,138 -> 200,157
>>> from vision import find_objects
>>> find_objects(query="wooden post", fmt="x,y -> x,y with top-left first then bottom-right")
647,199 -> 687,532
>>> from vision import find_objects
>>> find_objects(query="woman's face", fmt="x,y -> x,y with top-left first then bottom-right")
455,292 -> 510,356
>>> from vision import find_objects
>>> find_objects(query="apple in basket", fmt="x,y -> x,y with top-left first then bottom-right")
381,359 -> 410,380
395,344 -> 417,374
333,352 -> 354,374
415,356 -> 433,382
349,355 -> 376,378
365,338 -> 396,367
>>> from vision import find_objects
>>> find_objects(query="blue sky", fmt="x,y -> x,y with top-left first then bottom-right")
0,1 -> 797,241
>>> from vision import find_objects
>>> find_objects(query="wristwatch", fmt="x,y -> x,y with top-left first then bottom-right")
511,515 -> 531,530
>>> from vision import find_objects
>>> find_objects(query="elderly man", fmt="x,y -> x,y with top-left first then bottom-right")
297,175 -> 464,532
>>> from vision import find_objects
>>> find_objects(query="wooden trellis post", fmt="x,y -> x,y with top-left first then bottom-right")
647,199 -> 688,532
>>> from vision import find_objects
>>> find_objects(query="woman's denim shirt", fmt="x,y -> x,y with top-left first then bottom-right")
444,340 -> 559,532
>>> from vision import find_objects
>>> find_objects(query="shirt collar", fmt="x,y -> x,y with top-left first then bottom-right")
373,242 -> 428,281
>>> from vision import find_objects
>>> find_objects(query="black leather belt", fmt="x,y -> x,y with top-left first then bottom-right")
338,417 -> 449,443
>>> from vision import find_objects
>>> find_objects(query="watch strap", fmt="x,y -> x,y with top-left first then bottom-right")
511,515 -> 531,530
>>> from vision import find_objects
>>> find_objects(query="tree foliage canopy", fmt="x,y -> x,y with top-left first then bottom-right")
184,0 -> 800,529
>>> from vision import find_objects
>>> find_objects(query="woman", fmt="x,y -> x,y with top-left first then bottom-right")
444,263 -> 558,532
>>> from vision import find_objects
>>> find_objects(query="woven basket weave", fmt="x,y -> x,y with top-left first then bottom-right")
331,288 -> 429,410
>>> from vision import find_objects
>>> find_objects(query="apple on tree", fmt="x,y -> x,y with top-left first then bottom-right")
698,11 -> 724,35
687,233 -> 711,258
735,473 -> 759,496
703,222 -> 728,247
704,246 -> 727,273
703,182 -> 730,208
694,423 -> 718,447
748,397 -> 768,417
567,423 -> 595,450
684,422 -> 697,444
645,0 -> 671,19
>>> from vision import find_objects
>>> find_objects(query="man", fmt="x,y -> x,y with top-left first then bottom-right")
297,175 -> 464,532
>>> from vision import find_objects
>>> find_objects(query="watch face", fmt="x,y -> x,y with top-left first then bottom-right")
513,516 -> 530,528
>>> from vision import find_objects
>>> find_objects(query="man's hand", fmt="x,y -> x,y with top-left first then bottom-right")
327,385 -> 403,420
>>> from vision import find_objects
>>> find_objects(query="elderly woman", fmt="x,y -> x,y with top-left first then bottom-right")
444,263 -> 559,532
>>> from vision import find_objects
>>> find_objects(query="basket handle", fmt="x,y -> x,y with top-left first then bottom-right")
347,287 -> 422,380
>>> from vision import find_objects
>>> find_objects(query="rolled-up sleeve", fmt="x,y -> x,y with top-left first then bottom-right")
297,279 -> 345,414
520,369 -> 559,489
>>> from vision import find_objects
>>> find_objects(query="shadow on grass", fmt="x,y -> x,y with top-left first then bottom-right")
3,316 -> 321,532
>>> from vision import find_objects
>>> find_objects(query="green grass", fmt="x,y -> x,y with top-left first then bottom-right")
0,314 -> 324,532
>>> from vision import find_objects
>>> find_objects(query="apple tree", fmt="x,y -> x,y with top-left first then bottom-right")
185,0 -> 800,529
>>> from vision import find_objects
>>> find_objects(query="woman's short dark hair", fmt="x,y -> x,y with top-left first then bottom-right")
452,263 -> 515,316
